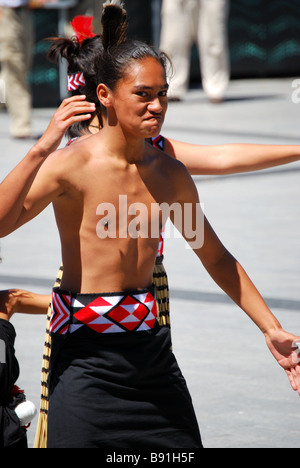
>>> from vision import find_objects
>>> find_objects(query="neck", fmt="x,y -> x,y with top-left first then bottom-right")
99,121 -> 146,165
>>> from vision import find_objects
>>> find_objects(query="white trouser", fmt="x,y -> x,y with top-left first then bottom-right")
0,6 -> 33,137
160,0 -> 230,100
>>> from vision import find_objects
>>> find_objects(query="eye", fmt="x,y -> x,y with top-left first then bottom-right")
136,91 -> 148,98
159,90 -> 168,97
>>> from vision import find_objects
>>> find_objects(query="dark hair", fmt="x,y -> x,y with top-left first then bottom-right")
99,2 -> 170,91
99,39 -> 170,93
48,1 -> 171,139
48,35 -> 104,138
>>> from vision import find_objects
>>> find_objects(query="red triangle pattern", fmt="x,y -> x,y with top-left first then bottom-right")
73,292 -> 157,334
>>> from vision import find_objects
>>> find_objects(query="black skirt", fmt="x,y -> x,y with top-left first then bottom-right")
0,320 -> 27,448
47,289 -> 202,449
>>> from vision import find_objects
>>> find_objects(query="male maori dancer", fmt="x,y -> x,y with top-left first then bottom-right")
0,1 -> 299,449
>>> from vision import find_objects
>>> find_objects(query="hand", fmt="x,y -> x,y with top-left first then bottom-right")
34,95 -> 96,157
265,328 -> 300,395
0,290 -> 19,321
0,290 -> 50,320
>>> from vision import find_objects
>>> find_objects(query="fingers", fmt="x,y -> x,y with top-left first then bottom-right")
292,366 -> 300,395
60,105 -> 95,122
58,101 -> 96,119
53,98 -> 96,131
59,95 -> 88,108
63,113 -> 93,129
40,96 -> 97,154
57,95 -> 95,115
286,366 -> 300,395
286,339 -> 300,395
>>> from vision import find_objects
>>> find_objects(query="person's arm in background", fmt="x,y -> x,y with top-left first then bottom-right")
0,290 -> 50,321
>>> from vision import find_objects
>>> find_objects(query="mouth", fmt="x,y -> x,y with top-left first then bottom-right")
145,115 -> 163,123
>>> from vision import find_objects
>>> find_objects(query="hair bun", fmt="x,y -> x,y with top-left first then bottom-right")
47,37 -> 80,65
102,0 -> 128,51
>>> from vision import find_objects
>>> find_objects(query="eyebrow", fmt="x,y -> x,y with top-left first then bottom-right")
133,84 -> 169,91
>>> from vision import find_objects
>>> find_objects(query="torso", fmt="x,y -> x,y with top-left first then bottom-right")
53,133 -> 183,294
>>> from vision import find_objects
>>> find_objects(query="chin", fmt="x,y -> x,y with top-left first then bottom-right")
144,123 -> 163,138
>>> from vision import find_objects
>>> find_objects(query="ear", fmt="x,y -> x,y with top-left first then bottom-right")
97,83 -> 113,108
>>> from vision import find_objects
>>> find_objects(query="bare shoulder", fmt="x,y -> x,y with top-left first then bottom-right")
147,140 -> 190,177
147,141 -> 197,201
40,135 -> 94,178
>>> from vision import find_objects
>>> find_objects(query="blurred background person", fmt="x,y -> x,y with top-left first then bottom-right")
160,0 -> 230,103
0,0 -> 36,139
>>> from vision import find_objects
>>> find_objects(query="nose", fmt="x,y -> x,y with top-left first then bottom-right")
148,98 -> 163,113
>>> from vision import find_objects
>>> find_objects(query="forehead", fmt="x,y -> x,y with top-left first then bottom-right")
119,57 -> 168,88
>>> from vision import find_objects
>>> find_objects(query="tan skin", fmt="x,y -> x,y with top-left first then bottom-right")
4,58 -> 174,292
0,95 -> 96,321
0,57 -> 299,393
164,139 -> 300,176
85,112 -> 300,175
1,91 -> 299,318
0,289 -> 49,322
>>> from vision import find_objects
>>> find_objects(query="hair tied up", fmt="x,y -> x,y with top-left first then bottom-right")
102,0 -> 128,51
103,0 -> 125,10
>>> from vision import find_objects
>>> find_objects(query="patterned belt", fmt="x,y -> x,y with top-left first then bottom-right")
50,287 -> 158,336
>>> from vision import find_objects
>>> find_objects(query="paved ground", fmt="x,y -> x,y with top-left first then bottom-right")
0,78 -> 300,448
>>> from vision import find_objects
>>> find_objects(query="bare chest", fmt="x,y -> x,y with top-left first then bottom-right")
64,162 -> 171,239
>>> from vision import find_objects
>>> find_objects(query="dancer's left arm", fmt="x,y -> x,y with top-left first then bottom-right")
164,138 -> 300,175
171,164 -> 300,394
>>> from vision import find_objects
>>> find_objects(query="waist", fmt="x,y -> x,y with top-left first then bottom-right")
50,287 -> 158,336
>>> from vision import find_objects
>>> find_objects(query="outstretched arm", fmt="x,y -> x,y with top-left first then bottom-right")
171,164 -> 300,394
0,289 -> 50,321
165,138 -> 300,175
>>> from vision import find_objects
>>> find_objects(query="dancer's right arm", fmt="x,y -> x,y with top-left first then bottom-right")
0,96 -> 95,237
34,95 -> 95,157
